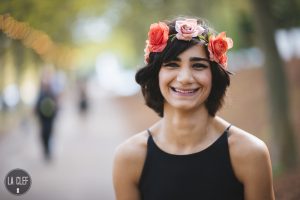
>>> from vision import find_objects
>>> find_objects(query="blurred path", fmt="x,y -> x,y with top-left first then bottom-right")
0,88 -> 131,200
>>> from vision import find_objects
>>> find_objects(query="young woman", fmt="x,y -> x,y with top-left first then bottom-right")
113,17 -> 275,200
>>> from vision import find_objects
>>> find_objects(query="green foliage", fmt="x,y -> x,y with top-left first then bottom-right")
1,0 -> 299,68
271,0 -> 300,28
0,0 -> 110,43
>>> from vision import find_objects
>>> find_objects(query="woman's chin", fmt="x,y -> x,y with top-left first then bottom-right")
166,101 -> 201,112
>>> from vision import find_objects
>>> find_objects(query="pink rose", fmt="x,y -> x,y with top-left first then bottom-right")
208,32 -> 233,69
175,19 -> 205,41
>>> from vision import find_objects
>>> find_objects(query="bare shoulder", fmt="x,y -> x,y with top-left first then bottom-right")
228,126 -> 272,183
214,117 -> 269,158
114,130 -> 149,162
113,131 -> 149,199
113,130 -> 149,184
226,126 -> 275,199
228,126 -> 269,158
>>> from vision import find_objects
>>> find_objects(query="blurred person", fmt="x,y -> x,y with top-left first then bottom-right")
35,69 -> 58,161
77,77 -> 89,114
113,17 -> 275,200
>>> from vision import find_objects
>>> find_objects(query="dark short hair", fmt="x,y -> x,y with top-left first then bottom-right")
135,17 -> 230,117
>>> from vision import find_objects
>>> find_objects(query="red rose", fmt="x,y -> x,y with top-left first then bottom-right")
208,32 -> 233,69
148,22 -> 169,52
144,40 -> 150,64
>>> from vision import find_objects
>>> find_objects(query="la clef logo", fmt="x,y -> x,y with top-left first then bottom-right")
4,168 -> 32,195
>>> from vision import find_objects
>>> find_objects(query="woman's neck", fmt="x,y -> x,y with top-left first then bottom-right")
158,104 -> 215,148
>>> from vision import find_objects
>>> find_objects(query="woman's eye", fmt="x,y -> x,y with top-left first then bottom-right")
163,63 -> 179,68
193,63 -> 208,69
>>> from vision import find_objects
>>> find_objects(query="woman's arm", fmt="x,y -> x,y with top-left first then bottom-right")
229,127 -> 275,200
113,133 -> 148,200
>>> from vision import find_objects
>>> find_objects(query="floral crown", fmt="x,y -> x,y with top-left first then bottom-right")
144,18 -> 233,70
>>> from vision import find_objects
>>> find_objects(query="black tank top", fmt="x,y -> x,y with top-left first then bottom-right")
138,126 -> 244,200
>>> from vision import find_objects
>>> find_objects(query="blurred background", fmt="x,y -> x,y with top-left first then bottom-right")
0,0 -> 299,199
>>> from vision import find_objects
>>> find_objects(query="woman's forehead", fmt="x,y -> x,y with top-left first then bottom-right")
176,44 -> 208,60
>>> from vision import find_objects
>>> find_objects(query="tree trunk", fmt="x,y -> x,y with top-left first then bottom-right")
250,0 -> 298,169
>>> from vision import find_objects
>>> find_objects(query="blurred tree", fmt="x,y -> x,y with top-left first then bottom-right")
250,0 -> 298,170
0,0 -> 111,74
237,10 -> 254,48
0,0 -> 110,44
0,33 -> 7,91
271,0 -> 300,28
11,41 -> 25,85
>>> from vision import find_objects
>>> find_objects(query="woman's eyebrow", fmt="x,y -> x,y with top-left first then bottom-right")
171,57 -> 181,62
189,57 -> 210,62
164,57 -> 210,63
163,57 -> 181,63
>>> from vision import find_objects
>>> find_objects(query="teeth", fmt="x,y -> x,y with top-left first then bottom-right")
173,88 -> 197,94
176,89 -> 193,93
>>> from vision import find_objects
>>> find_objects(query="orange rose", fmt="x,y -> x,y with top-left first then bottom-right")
208,32 -> 233,69
148,22 -> 169,52
144,22 -> 169,63
144,40 -> 150,63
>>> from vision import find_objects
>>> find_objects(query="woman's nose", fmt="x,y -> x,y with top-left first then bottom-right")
176,67 -> 194,84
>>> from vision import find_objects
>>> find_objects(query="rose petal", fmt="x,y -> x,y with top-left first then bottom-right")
218,32 -> 227,39
175,19 -> 199,41
147,22 -> 169,52
197,25 -> 205,35
226,37 -> 233,49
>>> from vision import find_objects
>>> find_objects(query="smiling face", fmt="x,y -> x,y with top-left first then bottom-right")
159,44 -> 212,112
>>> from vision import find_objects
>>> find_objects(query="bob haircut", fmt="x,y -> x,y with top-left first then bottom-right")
135,17 -> 230,117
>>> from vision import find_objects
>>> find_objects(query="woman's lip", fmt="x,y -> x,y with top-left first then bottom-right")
170,87 -> 200,95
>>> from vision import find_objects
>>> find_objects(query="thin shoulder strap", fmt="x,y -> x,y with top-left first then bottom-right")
225,124 -> 232,132
147,129 -> 152,137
